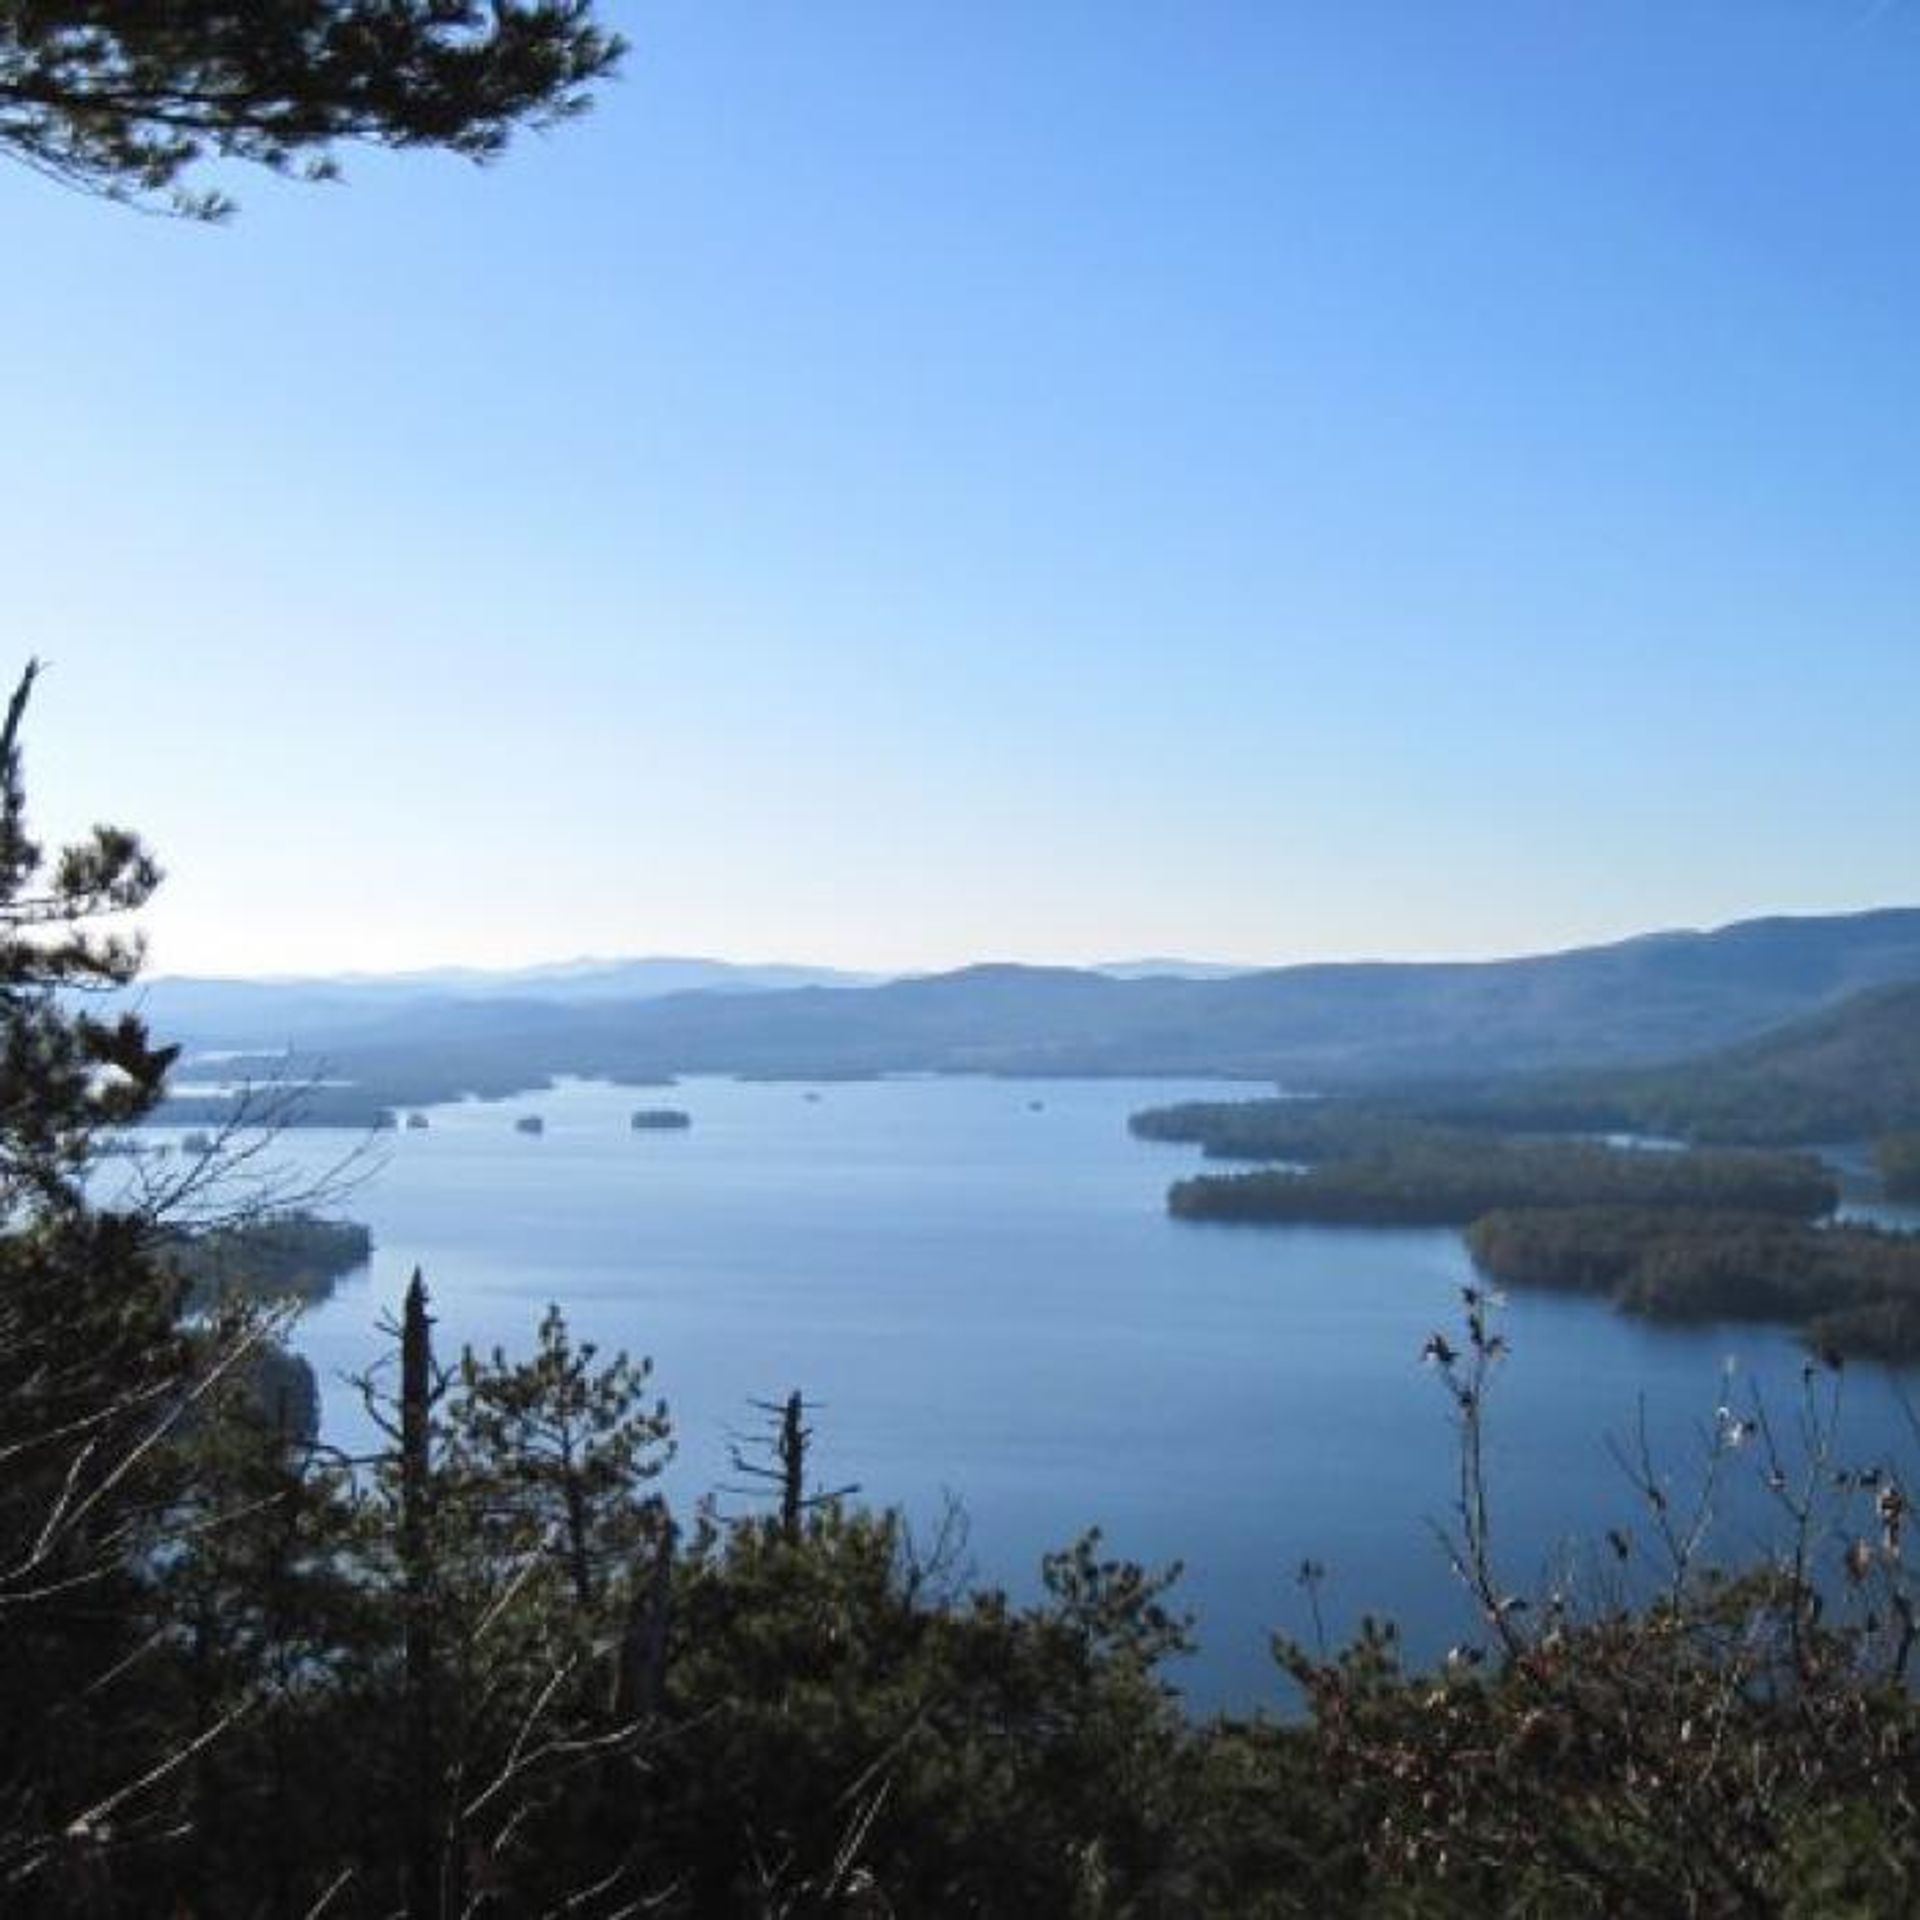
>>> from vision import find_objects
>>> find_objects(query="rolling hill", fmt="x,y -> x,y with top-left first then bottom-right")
1539,980 -> 1920,1144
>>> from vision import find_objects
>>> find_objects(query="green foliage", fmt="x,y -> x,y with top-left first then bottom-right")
1127,1094 -> 1420,1164
0,668 -> 360,1906
649,1503 -> 1211,1915
147,1291 -> 1236,1916
1147,1094 -> 1920,1355
1468,1205 -> 1920,1355
1170,1133 -> 1835,1227
446,1303 -> 671,1607
145,1361 -> 379,1915
0,663 -> 201,1901
158,1209 -> 372,1308
0,2 -> 623,218
1444,981 -> 1920,1147
1131,1096 -> 1442,1161
0,666 -> 172,1212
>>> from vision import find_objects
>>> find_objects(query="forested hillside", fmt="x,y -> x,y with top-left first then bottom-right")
1433,980 -> 1920,1145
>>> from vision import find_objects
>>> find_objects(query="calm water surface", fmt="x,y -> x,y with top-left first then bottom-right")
175,1077 -> 1920,1713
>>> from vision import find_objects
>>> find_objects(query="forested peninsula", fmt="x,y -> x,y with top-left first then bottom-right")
149,1211 -> 372,1442
1151,1113 -> 1835,1228
1137,1087 -> 1920,1358
1467,1208 -> 1920,1361
158,1210 -> 372,1309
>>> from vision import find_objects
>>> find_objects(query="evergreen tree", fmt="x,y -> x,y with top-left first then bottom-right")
447,1303 -> 672,1611
0,2 -> 623,218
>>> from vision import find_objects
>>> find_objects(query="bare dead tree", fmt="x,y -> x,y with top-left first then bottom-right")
725,1392 -> 859,1544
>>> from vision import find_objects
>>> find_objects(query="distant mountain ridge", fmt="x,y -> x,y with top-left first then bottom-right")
139,954 -> 1267,1052
142,909 -> 1920,1114
136,958 -> 878,1052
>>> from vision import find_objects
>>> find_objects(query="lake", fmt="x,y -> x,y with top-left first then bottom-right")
164,1075 -> 1920,1714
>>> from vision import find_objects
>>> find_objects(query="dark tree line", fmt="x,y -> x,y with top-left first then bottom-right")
0,2 -> 622,218
1468,1206 -> 1920,1361
1169,1133 -> 1836,1229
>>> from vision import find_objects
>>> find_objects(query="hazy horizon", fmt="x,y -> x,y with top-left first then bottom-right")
134,897 -> 1920,987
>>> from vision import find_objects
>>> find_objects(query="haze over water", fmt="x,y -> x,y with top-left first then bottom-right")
217,1076 -> 1920,1713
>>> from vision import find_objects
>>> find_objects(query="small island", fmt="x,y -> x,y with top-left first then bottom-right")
515,1114 -> 545,1136
631,1107 -> 692,1131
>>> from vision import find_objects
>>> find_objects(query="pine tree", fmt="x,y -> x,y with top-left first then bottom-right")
342,1285 -> 676,1914
0,3 -> 622,218
0,660 -> 213,1904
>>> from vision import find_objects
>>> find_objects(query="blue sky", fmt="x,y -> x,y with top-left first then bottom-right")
8,1 -> 1919,974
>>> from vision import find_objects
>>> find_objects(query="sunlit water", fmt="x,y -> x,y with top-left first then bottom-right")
146,1077 -> 1920,1713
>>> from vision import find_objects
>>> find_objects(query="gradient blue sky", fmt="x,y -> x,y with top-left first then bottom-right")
8,2 -> 1919,975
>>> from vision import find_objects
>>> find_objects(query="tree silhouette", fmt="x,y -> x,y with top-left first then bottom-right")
0,2 -> 622,217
